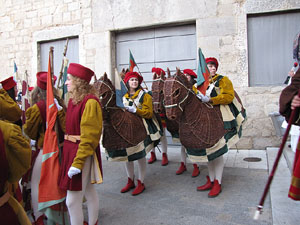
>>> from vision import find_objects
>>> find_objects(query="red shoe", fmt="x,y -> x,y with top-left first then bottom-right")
176,162 -> 186,175
191,164 -> 200,177
208,179 -> 222,198
161,153 -> 168,166
197,176 -> 213,191
33,215 -> 45,225
120,177 -> 135,193
148,152 -> 157,164
132,180 -> 145,196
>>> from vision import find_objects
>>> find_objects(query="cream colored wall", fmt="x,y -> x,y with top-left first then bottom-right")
0,0 -> 299,148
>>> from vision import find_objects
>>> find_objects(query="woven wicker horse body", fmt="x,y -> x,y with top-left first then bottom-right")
94,74 -> 147,150
152,71 -> 179,137
163,70 -> 225,149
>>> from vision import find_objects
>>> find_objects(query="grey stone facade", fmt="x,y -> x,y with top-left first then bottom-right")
1,0 -> 299,149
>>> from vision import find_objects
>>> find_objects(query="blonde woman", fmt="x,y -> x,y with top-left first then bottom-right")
58,63 -> 103,225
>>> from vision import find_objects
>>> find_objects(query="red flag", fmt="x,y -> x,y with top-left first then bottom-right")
129,50 -> 137,72
196,48 -> 210,95
38,55 -> 67,222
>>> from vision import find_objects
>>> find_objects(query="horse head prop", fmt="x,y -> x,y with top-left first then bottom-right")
152,69 -> 168,114
163,68 -> 193,121
94,73 -> 116,109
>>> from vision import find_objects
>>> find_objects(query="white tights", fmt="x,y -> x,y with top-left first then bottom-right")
180,146 -> 187,165
31,149 -> 43,220
125,157 -> 146,182
66,157 -> 99,225
207,156 -> 225,184
151,127 -> 168,154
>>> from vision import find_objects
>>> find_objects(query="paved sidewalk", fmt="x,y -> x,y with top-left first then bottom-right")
89,147 -> 289,225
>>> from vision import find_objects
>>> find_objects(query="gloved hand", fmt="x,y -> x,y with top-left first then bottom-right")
30,139 -> 36,147
54,98 -> 63,111
68,166 -> 81,179
125,105 -> 137,113
196,93 -> 210,103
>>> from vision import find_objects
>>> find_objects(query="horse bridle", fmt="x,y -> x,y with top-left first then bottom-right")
164,79 -> 195,112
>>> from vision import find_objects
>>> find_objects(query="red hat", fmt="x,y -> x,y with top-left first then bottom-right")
67,63 -> 94,83
152,67 -> 165,76
183,69 -> 197,79
28,86 -> 34,92
205,57 -> 219,70
36,72 -> 57,90
124,72 -> 143,84
1,76 -> 17,90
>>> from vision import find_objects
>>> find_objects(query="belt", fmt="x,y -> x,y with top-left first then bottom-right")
0,191 -> 10,207
64,134 -> 81,143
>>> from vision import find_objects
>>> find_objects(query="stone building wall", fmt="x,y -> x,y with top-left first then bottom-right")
0,0 -> 299,149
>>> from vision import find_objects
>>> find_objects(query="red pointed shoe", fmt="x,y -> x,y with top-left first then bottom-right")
161,153 -> 169,166
148,152 -> 157,164
176,162 -> 187,175
208,179 -> 222,198
197,176 -> 213,191
191,164 -> 200,177
132,180 -> 145,196
120,177 -> 135,193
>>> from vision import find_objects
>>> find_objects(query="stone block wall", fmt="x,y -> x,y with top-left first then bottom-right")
0,0 -> 299,149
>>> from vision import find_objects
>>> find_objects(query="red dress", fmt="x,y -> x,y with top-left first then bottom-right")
58,95 -> 102,191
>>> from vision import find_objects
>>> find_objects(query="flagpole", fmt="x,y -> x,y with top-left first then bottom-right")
49,47 -> 54,87
135,64 -> 149,90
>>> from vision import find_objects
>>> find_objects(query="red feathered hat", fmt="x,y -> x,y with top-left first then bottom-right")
124,72 -> 143,84
152,67 -> 165,76
205,57 -> 219,70
36,72 -> 57,90
1,76 -> 17,90
183,69 -> 197,78
67,63 -> 94,83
